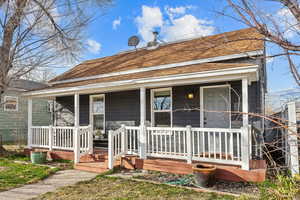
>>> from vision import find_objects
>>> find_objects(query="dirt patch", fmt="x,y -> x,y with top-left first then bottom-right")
132,170 -> 259,195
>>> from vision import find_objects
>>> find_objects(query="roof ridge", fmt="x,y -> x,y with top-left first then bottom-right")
82,27 -> 258,63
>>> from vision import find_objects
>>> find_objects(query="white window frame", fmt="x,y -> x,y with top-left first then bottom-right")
89,94 -> 105,134
4,96 -> 18,112
150,87 -> 173,127
200,84 -> 231,128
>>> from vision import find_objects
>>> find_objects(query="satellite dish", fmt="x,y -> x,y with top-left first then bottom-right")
128,35 -> 140,48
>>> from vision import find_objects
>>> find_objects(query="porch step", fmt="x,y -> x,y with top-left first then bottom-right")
74,162 -> 108,173
94,139 -> 108,148
80,153 -> 106,163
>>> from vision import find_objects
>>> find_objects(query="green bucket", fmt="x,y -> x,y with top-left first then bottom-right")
31,152 -> 46,164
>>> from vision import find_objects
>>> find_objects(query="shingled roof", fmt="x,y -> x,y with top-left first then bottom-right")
50,27 -> 264,85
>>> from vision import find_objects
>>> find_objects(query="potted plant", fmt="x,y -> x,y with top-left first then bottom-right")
31,151 -> 47,164
192,164 -> 216,187
94,130 -> 102,140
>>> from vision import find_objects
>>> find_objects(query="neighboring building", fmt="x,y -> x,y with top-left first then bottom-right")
24,28 -> 267,181
0,79 -> 51,144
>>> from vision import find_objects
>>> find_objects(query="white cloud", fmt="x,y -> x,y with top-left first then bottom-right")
164,5 -> 195,19
112,17 -> 121,30
162,14 -> 214,42
276,8 -> 299,38
86,39 -> 101,54
135,5 -> 214,43
135,6 -> 163,42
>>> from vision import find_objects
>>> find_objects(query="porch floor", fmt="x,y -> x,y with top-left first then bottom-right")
76,149 -> 266,183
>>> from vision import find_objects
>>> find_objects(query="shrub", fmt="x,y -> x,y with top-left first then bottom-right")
259,174 -> 300,200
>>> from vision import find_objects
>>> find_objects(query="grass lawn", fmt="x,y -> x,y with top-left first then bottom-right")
33,175 -> 236,200
0,157 -> 59,191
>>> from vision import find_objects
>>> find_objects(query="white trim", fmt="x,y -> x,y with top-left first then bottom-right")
50,50 -> 263,85
24,65 -> 258,98
242,78 -> 248,126
4,96 -> 19,112
27,98 -> 32,148
150,87 -> 173,127
200,84 -> 231,128
74,93 -> 79,127
89,94 -> 105,135
140,87 -> 146,126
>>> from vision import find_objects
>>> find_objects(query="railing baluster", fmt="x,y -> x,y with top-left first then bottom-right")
230,132 -> 233,160
214,131 -> 216,159
219,132 -> 222,160
183,130 -> 186,156
237,132 -> 240,161
225,131 -> 228,160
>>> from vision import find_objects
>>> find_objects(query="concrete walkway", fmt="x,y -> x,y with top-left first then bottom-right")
0,170 -> 97,200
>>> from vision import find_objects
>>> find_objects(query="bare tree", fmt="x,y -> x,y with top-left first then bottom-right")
0,0 -> 112,97
222,0 -> 300,86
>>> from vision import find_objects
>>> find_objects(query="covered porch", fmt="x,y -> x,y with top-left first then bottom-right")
25,70 -> 261,171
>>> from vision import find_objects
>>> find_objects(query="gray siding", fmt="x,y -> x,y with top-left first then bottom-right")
54,80 -> 263,131
0,90 -> 51,143
106,90 -> 141,130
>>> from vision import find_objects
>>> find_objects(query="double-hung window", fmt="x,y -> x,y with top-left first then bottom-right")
151,88 -> 172,127
4,96 -> 18,112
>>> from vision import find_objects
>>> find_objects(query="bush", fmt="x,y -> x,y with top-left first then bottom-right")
259,174 -> 300,200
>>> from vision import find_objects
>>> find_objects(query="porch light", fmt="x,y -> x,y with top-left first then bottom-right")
187,93 -> 194,99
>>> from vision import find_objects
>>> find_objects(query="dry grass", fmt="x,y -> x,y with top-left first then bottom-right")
33,176 -> 235,200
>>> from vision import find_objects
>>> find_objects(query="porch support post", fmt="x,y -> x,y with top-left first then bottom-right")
27,98 -> 32,148
242,78 -> 249,126
186,125 -> 193,164
49,125 -> 53,151
287,102 -> 299,176
74,93 -> 80,127
74,93 -> 80,164
108,130 -> 114,169
241,125 -> 250,170
139,87 -> 146,159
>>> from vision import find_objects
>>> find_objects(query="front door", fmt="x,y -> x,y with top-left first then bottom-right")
200,85 -> 231,128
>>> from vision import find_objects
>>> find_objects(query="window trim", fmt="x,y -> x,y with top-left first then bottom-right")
4,96 -> 18,112
89,94 -> 105,134
150,87 -> 173,127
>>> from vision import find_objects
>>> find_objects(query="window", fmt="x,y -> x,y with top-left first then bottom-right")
4,96 -> 18,111
90,95 -> 105,136
151,88 -> 172,127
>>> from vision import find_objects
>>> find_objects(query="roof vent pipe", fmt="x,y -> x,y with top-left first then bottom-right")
147,31 -> 160,49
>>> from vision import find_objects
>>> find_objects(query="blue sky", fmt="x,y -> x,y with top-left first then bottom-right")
57,0 -> 296,93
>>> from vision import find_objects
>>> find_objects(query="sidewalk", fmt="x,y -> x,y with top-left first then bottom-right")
0,169 -> 97,200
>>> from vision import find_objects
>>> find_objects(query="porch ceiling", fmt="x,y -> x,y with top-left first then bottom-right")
23,63 -> 259,98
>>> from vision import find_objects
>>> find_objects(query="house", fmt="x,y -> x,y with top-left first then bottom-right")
24,28 -> 267,182
0,79 -> 51,144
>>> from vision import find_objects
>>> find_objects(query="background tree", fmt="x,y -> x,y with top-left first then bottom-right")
0,0 -> 112,97
223,0 -> 300,86
0,0 -> 112,153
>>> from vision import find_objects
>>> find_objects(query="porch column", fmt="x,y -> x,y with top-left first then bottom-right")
74,93 -> 80,127
242,78 -> 249,126
27,98 -> 32,148
74,93 -> 80,163
139,87 -> 146,159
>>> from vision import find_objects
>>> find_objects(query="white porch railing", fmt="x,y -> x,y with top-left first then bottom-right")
108,125 -> 251,170
29,125 -> 93,163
